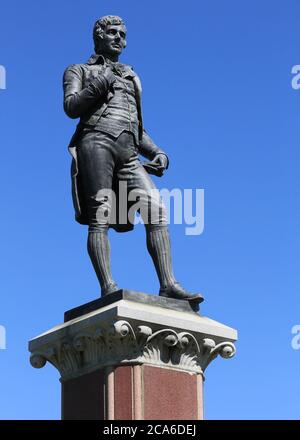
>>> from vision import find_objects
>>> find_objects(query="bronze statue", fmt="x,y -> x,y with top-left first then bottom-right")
63,15 -> 203,304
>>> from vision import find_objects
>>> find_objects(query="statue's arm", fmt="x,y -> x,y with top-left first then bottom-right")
138,131 -> 169,167
63,64 -> 114,119
133,70 -> 169,168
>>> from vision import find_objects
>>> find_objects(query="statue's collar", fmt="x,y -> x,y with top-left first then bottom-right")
86,53 -> 106,65
86,53 -> 124,66
85,53 -> 135,79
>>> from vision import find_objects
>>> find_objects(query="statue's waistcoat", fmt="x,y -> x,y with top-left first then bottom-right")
95,75 -> 139,143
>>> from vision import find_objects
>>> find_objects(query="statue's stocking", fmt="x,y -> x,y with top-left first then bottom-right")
146,225 -> 177,289
87,229 -> 116,292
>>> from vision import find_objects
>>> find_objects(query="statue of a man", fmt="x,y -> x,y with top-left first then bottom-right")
63,15 -> 203,304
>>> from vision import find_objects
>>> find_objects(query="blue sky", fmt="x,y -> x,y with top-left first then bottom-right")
0,0 -> 300,419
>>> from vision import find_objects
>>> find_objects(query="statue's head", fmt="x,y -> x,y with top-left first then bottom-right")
93,15 -> 127,57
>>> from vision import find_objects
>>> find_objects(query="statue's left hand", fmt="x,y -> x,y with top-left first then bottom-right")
143,154 -> 168,177
152,154 -> 168,173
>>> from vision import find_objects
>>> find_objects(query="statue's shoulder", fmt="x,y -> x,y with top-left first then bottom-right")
119,63 -> 137,75
64,63 -> 87,75
120,63 -> 142,86
63,63 -> 93,83
122,64 -> 142,91
121,62 -> 134,70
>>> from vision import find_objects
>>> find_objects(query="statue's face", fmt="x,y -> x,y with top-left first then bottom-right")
101,24 -> 127,56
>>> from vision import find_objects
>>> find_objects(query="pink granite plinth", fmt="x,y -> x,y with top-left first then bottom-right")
61,364 -> 203,420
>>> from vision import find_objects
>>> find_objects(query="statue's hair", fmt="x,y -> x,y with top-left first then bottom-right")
93,15 -> 126,53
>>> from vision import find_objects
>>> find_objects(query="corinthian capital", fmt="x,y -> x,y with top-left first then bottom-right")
29,291 -> 237,381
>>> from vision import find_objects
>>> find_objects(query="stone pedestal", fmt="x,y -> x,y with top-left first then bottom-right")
29,290 -> 237,420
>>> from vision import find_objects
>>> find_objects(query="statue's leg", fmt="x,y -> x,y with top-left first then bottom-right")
123,159 -> 177,289
145,224 -> 204,302
145,224 -> 177,289
77,131 -> 119,297
127,158 -> 203,302
87,226 -> 118,296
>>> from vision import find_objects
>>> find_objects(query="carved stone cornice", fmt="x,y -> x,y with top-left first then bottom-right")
30,318 -> 236,381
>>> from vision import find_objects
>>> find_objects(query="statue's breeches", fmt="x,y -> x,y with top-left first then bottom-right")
76,130 -> 167,232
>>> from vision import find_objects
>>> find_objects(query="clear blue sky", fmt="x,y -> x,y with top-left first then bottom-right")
0,0 -> 299,420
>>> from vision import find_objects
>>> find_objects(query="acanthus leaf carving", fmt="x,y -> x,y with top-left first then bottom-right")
29,319 -> 236,380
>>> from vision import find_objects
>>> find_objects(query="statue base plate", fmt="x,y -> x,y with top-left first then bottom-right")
64,289 -> 200,322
